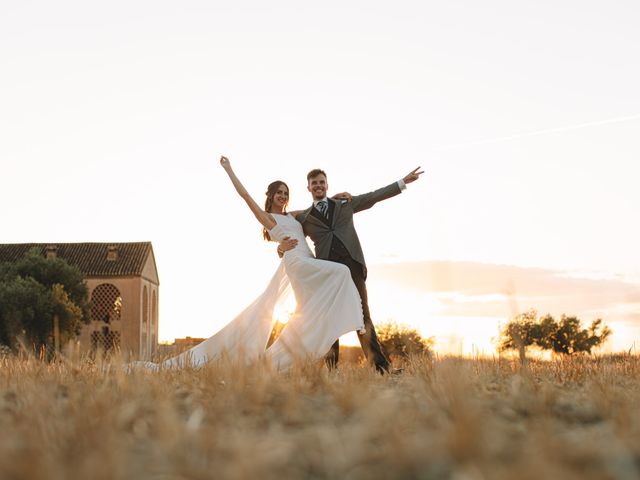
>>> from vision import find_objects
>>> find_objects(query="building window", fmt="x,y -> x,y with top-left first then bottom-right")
91,328 -> 121,353
89,284 -> 122,353
143,286 -> 149,325
91,283 -> 122,352
152,290 -> 157,326
142,286 -> 149,356
91,284 -> 122,324
151,290 -> 157,354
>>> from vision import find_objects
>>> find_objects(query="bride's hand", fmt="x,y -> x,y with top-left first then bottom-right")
220,155 -> 230,169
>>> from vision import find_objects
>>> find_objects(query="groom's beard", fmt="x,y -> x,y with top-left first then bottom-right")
311,190 -> 327,201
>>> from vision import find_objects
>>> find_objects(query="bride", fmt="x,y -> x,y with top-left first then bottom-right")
158,156 -> 365,370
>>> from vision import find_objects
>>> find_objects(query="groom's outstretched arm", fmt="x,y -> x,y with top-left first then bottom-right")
350,167 -> 424,213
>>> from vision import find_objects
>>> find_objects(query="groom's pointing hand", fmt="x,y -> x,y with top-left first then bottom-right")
403,167 -> 424,185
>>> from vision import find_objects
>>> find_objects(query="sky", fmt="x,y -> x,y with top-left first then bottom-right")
2,1 -> 639,354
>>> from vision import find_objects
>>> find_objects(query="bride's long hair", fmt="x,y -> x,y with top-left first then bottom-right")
263,180 -> 289,241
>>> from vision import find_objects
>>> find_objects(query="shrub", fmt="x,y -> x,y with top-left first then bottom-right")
377,321 -> 434,358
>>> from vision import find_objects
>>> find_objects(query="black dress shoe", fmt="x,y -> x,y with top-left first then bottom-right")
377,366 -> 403,375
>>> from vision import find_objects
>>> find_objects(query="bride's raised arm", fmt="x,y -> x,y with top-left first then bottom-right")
220,156 -> 276,231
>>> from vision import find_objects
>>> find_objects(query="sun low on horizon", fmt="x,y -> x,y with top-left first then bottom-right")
1,1 -> 639,357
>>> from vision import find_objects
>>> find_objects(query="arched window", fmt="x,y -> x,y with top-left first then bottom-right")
152,290 -> 157,328
142,286 -> 149,326
151,290 -> 158,354
141,286 -> 149,357
91,284 -> 122,324
89,284 -> 122,353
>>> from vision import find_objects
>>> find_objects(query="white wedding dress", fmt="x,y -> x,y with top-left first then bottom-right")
158,213 -> 365,371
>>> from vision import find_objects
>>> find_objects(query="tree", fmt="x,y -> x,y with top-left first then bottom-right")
0,275 -> 54,349
0,248 -> 89,353
7,248 -> 89,317
546,315 -> 612,355
498,310 -> 612,358
376,321 -> 434,358
497,310 -> 538,363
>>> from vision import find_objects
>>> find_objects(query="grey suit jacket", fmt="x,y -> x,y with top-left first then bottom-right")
295,182 -> 402,278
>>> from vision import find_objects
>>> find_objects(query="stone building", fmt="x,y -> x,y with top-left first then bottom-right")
0,242 -> 159,359
157,336 -> 206,358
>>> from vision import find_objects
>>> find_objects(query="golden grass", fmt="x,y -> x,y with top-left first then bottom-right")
1,352 -> 639,479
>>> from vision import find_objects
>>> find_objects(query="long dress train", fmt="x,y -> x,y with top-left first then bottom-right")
158,213 -> 364,371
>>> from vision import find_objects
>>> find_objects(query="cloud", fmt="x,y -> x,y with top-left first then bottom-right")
371,260 -> 637,295
369,260 -> 640,322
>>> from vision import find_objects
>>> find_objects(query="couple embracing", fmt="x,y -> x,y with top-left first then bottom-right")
162,157 -> 423,373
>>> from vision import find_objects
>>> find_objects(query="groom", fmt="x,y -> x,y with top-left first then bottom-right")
278,166 -> 424,373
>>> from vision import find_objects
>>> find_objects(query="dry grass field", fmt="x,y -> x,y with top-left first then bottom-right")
1,351 -> 639,480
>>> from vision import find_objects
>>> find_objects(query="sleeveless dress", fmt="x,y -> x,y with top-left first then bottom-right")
159,213 -> 364,371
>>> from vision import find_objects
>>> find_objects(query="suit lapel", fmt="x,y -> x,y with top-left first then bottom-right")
301,205 -> 326,227
311,201 -> 333,226
329,199 -> 340,227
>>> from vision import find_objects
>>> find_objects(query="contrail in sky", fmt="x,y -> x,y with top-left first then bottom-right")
431,113 -> 640,152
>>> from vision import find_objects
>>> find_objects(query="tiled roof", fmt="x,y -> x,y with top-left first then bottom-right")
0,243 -> 154,277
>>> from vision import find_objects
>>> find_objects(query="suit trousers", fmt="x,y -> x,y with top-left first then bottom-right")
324,253 -> 391,373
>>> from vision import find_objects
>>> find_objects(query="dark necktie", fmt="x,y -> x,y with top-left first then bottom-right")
316,200 -> 328,219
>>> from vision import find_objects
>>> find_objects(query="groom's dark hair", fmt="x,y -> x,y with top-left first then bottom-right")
307,169 -> 327,182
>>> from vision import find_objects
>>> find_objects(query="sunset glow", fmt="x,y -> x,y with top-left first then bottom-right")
2,1 -> 639,355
